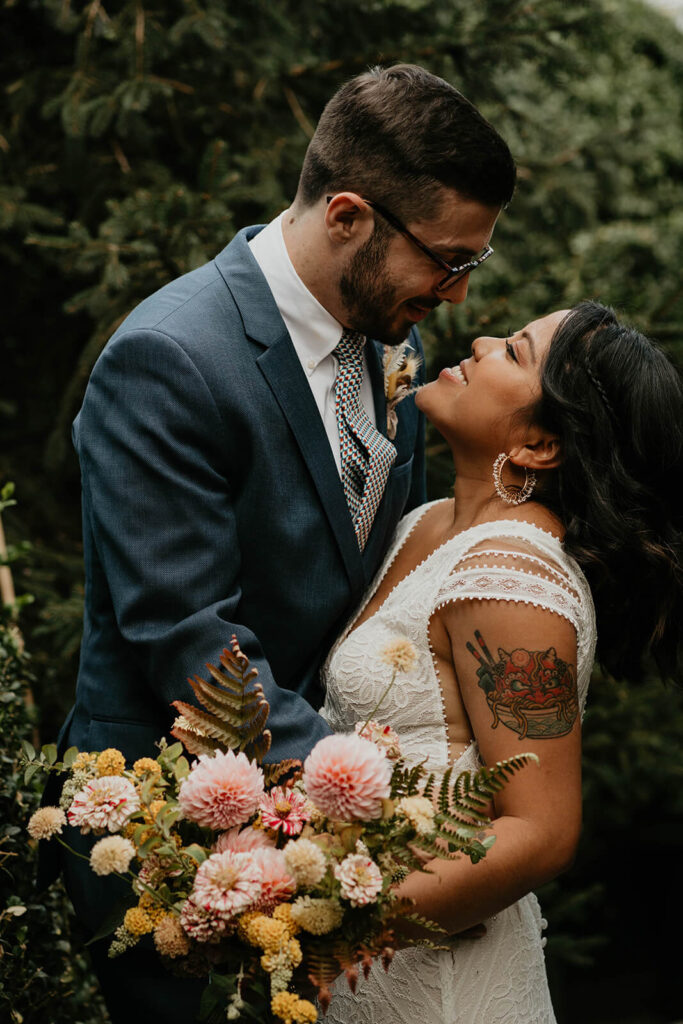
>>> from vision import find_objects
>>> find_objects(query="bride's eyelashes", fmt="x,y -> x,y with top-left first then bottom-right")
505,327 -> 518,363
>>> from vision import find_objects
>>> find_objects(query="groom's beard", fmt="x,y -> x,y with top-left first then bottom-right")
339,230 -> 410,347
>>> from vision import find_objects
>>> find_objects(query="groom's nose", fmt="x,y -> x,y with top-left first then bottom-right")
435,273 -> 470,304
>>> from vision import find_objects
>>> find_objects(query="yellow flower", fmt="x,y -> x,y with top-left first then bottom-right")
73,752 -> 96,771
96,748 -> 126,777
236,910 -> 261,943
272,902 -> 301,936
138,891 -> 166,926
133,757 -> 162,777
146,799 -> 167,822
123,906 -> 154,936
243,914 -> 288,953
380,637 -> 417,673
271,992 -> 317,1024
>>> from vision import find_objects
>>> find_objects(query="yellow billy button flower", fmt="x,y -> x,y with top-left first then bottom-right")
96,748 -> 126,777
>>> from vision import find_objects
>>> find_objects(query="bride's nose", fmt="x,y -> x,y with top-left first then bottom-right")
471,335 -> 502,359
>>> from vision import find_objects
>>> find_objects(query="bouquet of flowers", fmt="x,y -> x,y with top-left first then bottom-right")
25,637 -> 535,1023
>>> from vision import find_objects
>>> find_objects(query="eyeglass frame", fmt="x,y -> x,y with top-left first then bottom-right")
325,194 -> 494,290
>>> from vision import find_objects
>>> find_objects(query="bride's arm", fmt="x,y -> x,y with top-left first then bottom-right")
395,598 -> 582,935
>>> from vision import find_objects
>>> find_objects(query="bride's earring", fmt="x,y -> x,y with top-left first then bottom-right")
492,452 -> 536,505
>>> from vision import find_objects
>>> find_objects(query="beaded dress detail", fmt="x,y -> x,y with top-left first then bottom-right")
320,500 -> 596,1024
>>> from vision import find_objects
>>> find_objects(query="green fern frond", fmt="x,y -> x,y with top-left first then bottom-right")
408,834 -> 463,860
393,910 -> 447,935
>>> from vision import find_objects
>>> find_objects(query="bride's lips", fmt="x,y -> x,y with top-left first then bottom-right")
439,360 -> 469,386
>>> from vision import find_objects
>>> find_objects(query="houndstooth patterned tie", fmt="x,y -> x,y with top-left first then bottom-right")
334,329 -> 397,550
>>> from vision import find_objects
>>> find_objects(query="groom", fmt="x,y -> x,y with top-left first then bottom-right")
48,64 -> 515,1020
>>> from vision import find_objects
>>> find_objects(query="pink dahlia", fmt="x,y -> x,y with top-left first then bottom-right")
178,749 -> 264,830
190,849 -> 262,920
302,733 -> 392,821
259,786 -> 311,836
250,847 -> 296,912
214,825 -> 275,854
67,776 -> 140,834
334,853 -> 383,907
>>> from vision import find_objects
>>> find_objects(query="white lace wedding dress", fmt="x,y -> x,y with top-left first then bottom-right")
320,500 -> 596,1024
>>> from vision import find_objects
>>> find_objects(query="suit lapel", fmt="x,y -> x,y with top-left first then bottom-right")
214,229 -> 365,595
366,340 -> 388,437
256,340 -> 365,588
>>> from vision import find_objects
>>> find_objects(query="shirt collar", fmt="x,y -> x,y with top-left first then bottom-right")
248,212 -> 344,370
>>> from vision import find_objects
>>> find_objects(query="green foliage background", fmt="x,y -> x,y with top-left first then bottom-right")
1,0 -> 682,1020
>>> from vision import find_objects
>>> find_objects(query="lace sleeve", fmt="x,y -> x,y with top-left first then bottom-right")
434,537 -> 584,636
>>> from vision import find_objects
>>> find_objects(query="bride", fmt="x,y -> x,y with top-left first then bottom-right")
320,300 -> 683,1024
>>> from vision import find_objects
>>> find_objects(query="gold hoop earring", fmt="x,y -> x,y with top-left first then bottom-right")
492,452 -> 536,506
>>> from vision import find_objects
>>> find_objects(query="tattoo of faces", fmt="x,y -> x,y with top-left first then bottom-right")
466,630 -> 578,739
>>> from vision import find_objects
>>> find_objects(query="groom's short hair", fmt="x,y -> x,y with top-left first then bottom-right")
296,64 -> 516,220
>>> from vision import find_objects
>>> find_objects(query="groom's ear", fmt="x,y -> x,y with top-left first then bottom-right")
325,193 -> 374,245
508,431 -> 562,472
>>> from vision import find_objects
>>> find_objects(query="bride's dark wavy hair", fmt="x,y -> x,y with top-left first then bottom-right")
532,301 -> 683,684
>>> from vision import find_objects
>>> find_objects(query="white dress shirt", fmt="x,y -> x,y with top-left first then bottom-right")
249,212 -> 378,476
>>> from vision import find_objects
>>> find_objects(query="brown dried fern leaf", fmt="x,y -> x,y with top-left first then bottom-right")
168,724 -> 223,758
262,759 -> 302,787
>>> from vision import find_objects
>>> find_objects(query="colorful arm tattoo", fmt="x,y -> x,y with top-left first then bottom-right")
466,630 -> 578,739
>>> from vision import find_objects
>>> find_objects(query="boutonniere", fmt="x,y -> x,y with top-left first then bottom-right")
383,341 -> 422,440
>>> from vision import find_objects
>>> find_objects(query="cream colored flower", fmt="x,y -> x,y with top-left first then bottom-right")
380,637 -> 417,673
283,837 -> 327,887
290,895 -> 343,935
153,915 -> 191,958
90,835 -> 136,875
27,806 -> 66,840
396,795 -> 435,835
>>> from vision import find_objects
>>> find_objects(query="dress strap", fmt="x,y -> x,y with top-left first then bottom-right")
432,524 -> 585,635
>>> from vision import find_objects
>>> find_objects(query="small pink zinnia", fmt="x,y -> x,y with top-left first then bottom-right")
214,825 -> 275,854
179,749 -> 264,830
259,786 -> 311,836
190,849 -> 262,920
334,853 -> 383,907
302,733 -> 392,821
355,720 -> 402,760
179,898 -> 229,943
250,847 -> 296,912
67,776 -> 140,834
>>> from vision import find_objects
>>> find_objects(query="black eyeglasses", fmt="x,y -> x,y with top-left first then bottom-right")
326,194 -> 494,290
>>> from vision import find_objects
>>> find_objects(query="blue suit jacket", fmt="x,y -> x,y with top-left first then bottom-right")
60,225 -> 426,774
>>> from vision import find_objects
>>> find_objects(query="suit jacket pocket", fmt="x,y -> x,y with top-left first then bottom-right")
87,715 -> 169,763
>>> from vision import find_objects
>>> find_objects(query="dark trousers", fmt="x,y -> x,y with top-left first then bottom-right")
60,830 -> 205,1024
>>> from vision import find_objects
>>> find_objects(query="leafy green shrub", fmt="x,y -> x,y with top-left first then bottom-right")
0,490 -> 108,1024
